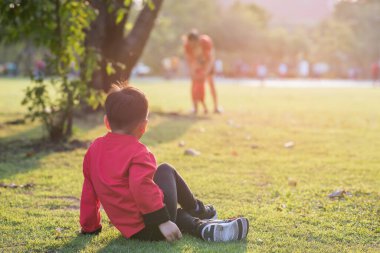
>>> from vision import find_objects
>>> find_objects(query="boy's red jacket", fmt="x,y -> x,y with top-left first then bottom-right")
80,132 -> 169,238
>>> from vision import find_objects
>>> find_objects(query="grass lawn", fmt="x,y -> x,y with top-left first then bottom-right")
0,78 -> 379,252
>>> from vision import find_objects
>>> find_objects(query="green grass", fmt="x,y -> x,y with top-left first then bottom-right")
0,78 -> 379,252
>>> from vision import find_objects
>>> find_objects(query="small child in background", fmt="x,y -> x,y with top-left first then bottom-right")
184,30 -> 215,114
79,82 -> 249,242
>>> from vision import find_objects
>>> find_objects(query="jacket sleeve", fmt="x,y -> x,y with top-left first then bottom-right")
129,149 -> 170,226
80,150 -> 102,234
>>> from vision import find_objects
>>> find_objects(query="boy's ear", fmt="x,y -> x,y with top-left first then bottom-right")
139,119 -> 148,134
104,115 -> 111,131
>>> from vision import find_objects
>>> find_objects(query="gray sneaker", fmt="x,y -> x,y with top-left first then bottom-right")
200,217 -> 249,242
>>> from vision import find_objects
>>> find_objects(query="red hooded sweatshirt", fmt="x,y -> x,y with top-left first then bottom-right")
80,132 -> 169,238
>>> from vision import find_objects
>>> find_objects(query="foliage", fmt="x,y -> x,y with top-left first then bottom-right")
309,19 -> 355,75
334,0 -> 380,66
0,0 -> 96,141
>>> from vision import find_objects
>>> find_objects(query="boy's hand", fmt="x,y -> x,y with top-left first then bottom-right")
158,221 -> 182,242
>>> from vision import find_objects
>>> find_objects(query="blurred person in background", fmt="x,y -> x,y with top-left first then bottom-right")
298,59 -> 310,78
162,57 -> 172,79
278,63 -> 288,78
214,59 -> 223,77
371,60 -> 380,87
34,59 -> 46,80
183,29 -> 222,114
257,63 -> 267,87
6,62 -> 17,76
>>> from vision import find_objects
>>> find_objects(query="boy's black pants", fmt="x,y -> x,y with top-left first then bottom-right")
131,163 -> 203,241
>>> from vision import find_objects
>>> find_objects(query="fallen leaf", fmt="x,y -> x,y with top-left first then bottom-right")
25,151 -> 36,158
328,189 -> 346,199
184,149 -> 200,156
284,141 -> 295,148
231,150 -> 238,156
288,178 -> 297,187
251,144 -> 259,149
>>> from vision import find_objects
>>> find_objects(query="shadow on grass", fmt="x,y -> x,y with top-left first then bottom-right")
95,235 -> 248,253
0,118 -> 93,180
57,233 -> 96,253
0,111 -> 202,180
142,111 -> 208,147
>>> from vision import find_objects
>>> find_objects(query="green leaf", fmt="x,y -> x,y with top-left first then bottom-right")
116,9 -> 126,24
106,62 -> 116,75
147,0 -> 155,10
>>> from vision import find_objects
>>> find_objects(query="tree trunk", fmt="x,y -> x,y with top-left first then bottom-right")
87,0 -> 164,92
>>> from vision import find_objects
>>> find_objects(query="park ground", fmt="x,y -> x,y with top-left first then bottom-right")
0,78 -> 379,252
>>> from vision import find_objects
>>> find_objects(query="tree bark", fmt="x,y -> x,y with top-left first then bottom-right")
86,0 -> 164,92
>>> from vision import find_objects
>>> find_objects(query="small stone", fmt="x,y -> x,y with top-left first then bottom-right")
178,140 -> 185,147
184,149 -> 200,156
284,141 -> 295,148
9,183 -> 18,188
199,127 -> 205,133
20,183 -> 34,189
56,227 -> 63,233
55,227 -> 63,239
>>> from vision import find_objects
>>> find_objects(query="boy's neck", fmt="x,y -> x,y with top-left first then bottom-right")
111,129 -> 140,139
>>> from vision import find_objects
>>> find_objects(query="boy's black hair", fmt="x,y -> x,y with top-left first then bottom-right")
187,29 -> 199,42
105,82 -> 148,133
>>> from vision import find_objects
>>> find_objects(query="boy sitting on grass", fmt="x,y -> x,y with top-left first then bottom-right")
79,82 -> 249,242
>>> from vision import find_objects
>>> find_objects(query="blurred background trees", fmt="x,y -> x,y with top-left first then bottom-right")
2,0 -> 379,79
0,0 -> 379,141
142,0 -> 380,77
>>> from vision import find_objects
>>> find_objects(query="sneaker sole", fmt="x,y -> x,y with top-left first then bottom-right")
201,217 -> 249,242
